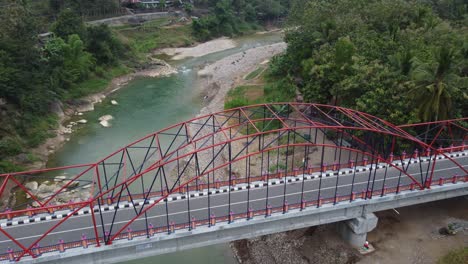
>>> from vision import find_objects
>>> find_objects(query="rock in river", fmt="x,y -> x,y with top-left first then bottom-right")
99,115 -> 114,128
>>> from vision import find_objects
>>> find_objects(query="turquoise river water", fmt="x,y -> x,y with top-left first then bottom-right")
47,32 -> 283,264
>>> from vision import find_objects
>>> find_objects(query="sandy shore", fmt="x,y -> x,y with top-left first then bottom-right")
159,37 -> 237,60
197,42 -> 287,114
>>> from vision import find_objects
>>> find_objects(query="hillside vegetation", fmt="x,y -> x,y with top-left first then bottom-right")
267,0 -> 467,125
191,0 -> 290,40
0,0 -> 291,173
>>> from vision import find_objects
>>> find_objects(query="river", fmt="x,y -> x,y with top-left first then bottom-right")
47,32 -> 283,264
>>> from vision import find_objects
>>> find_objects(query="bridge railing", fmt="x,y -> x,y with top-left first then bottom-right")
1,174 -> 467,262
1,145 -> 466,221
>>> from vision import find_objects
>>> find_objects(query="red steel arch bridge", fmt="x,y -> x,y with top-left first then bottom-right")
0,103 -> 466,262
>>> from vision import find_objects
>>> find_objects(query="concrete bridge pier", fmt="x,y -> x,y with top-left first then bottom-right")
337,213 -> 378,248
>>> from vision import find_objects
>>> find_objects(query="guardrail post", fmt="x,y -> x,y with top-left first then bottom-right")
412,149 -> 419,159
439,178 -> 444,186
301,199 -> 306,210
293,167 -> 299,176
190,216 -> 196,230
148,223 -> 154,236
7,247 -> 14,262
425,148 -> 431,157
81,234 -> 88,248
381,185 -> 387,196
33,244 -> 41,257
388,153 -> 394,163
266,205 -> 272,217
106,195 -> 112,205
231,176 -> 237,186
396,184 -> 401,193
229,211 -> 234,223
169,221 -> 175,234
215,180 -> 220,189
449,144 -> 454,153
461,143 -> 465,151
377,154 -> 383,163
278,169 -> 285,179
349,160 -> 354,168
58,239 -> 65,253
247,208 -> 253,220
5,208 -> 12,221
401,151 -> 406,160
261,172 -> 268,181
452,174 -> 458,184
283,200 -> 289,213
410,183 -> 415,191
332,162 -> 338,171
438,146 -> 443,154
363,157 -> 368,166
317,197 -> 323,208
350,192 -> 356,202
127,228 -> 133,240
321,163 -> 327,172
210,213 -> 216,226
26,205 -> 33,218
68,200 -> 73,211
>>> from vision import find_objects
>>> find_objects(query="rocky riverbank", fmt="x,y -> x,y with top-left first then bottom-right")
0,57 -> 177,210
26,57 -> 177,172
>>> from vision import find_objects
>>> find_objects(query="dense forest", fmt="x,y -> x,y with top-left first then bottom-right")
268,0 -> 467,125
0,0 -> 128,172
191,0 -> 290,40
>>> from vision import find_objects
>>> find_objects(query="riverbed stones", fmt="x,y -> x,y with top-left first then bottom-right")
111,100 -> 118,105
54,175 -> 67,182
99,115 -> 114,127
77,119 -> 88,124
25,181 -> 38,191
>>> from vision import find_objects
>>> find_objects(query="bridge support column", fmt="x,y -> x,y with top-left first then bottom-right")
337,213 -> 378,248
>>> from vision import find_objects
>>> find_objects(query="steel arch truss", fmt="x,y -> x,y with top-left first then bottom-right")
0,103 -> 466,261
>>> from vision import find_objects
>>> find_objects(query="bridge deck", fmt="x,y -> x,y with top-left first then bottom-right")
1,150 -> 466,262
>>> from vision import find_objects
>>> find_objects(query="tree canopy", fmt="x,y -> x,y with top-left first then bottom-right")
268,0 -> 467,125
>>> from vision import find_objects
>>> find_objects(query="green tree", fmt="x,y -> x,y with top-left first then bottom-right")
51,8 -> 87,40
410,46 -> 457,121
44,34 -> 95,94
158,0 -> 166,11
86,24 -> 125,65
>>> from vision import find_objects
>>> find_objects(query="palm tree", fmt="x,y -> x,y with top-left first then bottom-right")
410,46 -> 456,122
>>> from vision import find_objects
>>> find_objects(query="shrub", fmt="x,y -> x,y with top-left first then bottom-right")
0,137 -> 22,159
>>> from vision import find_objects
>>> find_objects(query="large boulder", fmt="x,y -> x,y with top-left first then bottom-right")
25,181 -> 38,191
